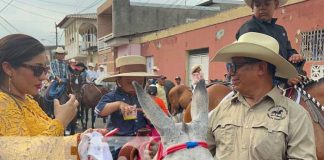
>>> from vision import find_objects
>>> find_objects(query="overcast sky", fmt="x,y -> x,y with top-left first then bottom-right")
0,0 -> 243,46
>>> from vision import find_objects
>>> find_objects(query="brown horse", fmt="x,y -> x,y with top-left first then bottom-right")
287,77 -> 324,159
168,82 -> 232,123
80,83 -> 110,129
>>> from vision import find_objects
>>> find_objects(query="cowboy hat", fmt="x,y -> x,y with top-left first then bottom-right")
88,63 -> 95,68
76,62 -> 87,70
244,0 -> 288,8
191,64 -> 202,74
55,47 -> 66,54
102,55 -> 158,82
211,32 -> 297,79
99,65 -> 105,68
69,59 -> 76,63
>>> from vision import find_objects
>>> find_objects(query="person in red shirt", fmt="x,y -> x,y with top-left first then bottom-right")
147,85 -> 171,117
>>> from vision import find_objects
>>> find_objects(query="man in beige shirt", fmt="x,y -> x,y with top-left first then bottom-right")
208,32 -> 317,160
156,75 -> 168,106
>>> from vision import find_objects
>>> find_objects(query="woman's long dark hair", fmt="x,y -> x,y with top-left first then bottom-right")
0,34 -> 45,83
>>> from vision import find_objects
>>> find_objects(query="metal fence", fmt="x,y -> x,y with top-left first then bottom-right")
300,29 -> 324,61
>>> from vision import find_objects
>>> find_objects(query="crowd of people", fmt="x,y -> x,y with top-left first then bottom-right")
0,0 -> 319,159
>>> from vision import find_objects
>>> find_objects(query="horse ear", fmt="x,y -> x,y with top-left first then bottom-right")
132,81 -> 178,139
190,80 -> 208,137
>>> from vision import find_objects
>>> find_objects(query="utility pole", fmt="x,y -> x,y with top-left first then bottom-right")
55,22 -> 58,47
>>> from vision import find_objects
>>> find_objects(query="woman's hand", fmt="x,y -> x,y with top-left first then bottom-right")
54,94 -> 79,127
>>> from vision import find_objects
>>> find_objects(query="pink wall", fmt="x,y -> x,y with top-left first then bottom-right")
118,44 -> 141,57
141,0 -> 324,82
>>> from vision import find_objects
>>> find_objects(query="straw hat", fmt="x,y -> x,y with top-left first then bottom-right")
211,32 -> 297,79
55,47 -> 66,54
244,0 -> 288,8
102,55 -> 158,82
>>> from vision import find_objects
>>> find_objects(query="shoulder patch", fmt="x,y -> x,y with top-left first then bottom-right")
267,105 -> 288,120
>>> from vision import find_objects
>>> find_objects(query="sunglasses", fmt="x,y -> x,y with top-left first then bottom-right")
227,60 -> 261,74
21,64 -> 50,77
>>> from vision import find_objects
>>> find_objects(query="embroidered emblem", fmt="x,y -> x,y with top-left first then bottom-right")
283,33 -> 286,37
267,105 -> 288,120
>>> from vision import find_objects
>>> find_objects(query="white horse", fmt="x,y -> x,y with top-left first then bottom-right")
133,80 -> 213,160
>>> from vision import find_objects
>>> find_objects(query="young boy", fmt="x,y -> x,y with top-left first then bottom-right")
236,0 -> 303,85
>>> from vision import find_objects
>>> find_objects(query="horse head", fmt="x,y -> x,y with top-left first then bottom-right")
133,80 -> 213,160
168,85 -> 192,116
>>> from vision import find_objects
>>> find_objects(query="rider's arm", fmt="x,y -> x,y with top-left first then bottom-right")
98,101 -> 122,116
286,101 -> 317,159
95,92 -> 118,116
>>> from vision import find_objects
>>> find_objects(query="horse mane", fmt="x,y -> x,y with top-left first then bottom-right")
207,79 -> 231,88
304,77 -> 324,90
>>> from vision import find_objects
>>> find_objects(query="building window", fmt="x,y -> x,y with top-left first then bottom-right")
300,29 -> 324,61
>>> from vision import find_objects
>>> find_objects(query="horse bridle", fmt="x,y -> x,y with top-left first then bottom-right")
149,137 -> 208,160
294,75 -> 324,112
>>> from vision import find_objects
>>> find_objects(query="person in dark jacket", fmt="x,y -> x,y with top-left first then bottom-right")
236,0 -> 303,86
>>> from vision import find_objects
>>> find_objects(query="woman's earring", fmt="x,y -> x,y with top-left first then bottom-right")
8,76 -> 12,93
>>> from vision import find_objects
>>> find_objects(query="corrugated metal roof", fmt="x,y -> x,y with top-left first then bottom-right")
57,13 -> 96,28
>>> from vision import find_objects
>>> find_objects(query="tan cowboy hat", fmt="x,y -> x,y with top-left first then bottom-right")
191,64 -> 202,74
244,0 -> 288,8
55,47 -> 66,54
211,32 -> 297,79
102,55 -> 158,82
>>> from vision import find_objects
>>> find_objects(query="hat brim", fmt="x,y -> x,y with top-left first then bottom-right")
211,42 -> 298,79
244,0 -> 287,7
102,72 -> 159,82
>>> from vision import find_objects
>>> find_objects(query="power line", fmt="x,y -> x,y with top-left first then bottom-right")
0,15 -> 20,32
35,0 -> 76,7
14,0 -> 70,15
0,22 -> 12,33
0,0 -> 57,21
0,0 -> 14,13
77,0 -> 103,13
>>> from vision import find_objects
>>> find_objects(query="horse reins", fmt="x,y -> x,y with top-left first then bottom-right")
294,75 -> 324,112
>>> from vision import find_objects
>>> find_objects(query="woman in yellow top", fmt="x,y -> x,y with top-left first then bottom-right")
0,34 -> 81,159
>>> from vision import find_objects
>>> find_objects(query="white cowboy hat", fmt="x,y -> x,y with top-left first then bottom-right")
244,0 -> 288,8
211,32 -> 297,79
69,59 -> 76,63
99,65 -> 105,68
88,63 -> 95,68
55,47 -> 66,54
102,55 -> 159,82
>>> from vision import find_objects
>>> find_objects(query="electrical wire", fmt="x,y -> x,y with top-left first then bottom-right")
0,15 -> 20,32
35,0 -> 76,7
0,0 -> 14,13
14,0 -> 70,15
0,21 -> 12,33
0,0 -> 57,20
77,0 -> 103,14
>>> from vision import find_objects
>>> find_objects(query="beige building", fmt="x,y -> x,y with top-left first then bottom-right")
57,13 -> 98,65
